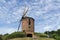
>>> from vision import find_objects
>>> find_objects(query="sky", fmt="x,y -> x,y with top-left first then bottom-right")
0,0 -> 60,34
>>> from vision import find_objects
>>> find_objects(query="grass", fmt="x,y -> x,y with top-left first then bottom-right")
9,37 -> 55,40
9,37 -> 32,40
4,32 -> 55,40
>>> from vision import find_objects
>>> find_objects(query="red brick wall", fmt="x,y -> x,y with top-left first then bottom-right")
22,17 -> 34,34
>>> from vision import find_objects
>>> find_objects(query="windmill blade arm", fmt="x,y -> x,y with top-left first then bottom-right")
17,19 -> 22,31
17,7 -> 29,31
22,7 -> 29,17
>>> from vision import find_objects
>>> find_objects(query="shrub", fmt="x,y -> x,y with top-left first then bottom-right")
55,35 -> 60,40
3,32 -> 26,40
50,34 -> 56,39
0,36 -> 2,40
35,33 -> 47,38
39,34 -> 47,37
2,33 -> 9,40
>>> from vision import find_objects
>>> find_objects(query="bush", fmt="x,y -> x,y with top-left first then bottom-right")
2,33 -> 9,40
4,33 -> 9,36
50,34 -> 56,39
39,34 -> 47,37
3,32 -> 26,40
35,33 -> 47,38
34,33 -> 41,36
0,36 -> 2,40
55,35 -> 60,40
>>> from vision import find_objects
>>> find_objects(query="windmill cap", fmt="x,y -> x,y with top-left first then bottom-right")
22,16 -> 35,21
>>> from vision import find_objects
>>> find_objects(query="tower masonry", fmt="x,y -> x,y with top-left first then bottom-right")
22,17 -> 34,37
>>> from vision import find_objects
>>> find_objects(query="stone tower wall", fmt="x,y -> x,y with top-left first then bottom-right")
22,17 -> 34,35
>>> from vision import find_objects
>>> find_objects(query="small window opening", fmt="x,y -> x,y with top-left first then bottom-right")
29,19 -> 31,25
23,30 -> 25,32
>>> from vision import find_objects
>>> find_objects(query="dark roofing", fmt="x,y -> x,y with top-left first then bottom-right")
22,17 -> 34,21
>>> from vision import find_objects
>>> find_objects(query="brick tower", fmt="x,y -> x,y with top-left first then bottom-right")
22,17 -> 34,37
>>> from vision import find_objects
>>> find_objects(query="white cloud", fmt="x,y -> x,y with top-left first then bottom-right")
43,25 -> 52,31
57,26 -> 60,29
0,27 -> 16,34
6,21 -> 11,24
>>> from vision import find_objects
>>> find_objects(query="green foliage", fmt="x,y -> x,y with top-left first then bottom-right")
2,33 -> 9,40
57,29 -> 60,35
8,32 -> 25,38
55,35 -> 60,40
0,36 -> 2,40
3,32 -> 26,40
40,34 -> 48,37
0,34 -> 2,40
35,33 -> 47,38
44,29 -> 60,40
0,34 -> 2,37
50,34 -> 56,39
4,33 -> 9,36
35,32 -> 41,36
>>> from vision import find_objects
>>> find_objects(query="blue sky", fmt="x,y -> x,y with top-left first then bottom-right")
0,0 -> 60,34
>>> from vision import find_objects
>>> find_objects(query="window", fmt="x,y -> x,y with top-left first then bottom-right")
23,30 -> 25,32
29,19 -> 31,25
28,19 -> 31,28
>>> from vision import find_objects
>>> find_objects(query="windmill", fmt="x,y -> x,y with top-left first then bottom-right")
17,7 -> 34,37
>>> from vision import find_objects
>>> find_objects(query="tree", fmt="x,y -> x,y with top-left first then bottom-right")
57,29 -> 60,35
0,34 -> 2,40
